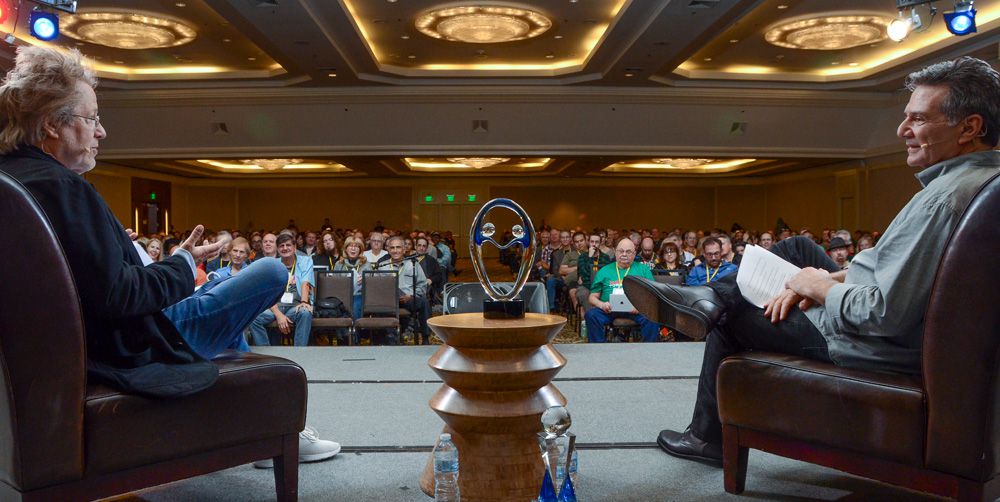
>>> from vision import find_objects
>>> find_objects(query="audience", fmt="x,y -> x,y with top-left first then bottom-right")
559,232 -> 587,312
827,237 -> 850,270
654,242 -> 687,278
314,231 -> 340,269
637,237 -> 657,268
415,236 -> 445,305
363,231 -> 388,264
215,237 -> 251,278
261,233 -> 278,258
578,233 -> 614,312
146,238 -> 163,262
385,236 -> 430,344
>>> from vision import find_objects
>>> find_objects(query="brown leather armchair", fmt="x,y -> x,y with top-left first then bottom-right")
718,172 -> 1000,502
0,171 -> 307,501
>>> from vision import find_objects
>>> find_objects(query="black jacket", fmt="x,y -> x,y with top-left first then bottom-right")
0,145 -> 217,397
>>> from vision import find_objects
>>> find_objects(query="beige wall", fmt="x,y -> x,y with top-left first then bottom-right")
238,187 -> 411,232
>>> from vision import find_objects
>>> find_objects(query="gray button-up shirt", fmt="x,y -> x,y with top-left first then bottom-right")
805,150 -> 1000,374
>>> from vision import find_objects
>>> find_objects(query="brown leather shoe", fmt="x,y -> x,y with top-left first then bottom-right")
622,276 -> 723,340
657,428 -> 722,467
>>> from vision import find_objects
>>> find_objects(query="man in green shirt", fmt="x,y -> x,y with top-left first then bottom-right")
585,237 -> 660,342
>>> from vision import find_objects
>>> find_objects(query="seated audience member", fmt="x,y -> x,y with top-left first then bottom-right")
249,232 -> 263,261
545,229 -> 571,312
827,237 -> 851,270
832,228 -> 854,257
300,231 -> 318,256
663,232 -> 695,265
0,46 -> 339,463
415,236 -> 445,305
260,232 -> 278,258
577,233 -> 614,310
629,231 -> 642,249
758,231 -> 775,250
718,234 -> 741,266
597,230 -> 614,257
584,238 -> 660,343
430,232 -> 453,275
383,236 -> 430,344
214,237 -> 251,278
682,231 -> 700,262
250,233 -> 314,347
857,233 -> 875,252
559,232 -> 587,311
686,237 -> 737,286
530,229 -> 553,281
637,237 -> 658,268
404,237 -> 414,256
146,237 -> 163,262
363,231 -> 388,264
205,230 -> 232,272
333,236 -> 369,320
623,56 -> 1000,467
314,231 -> 340,269
654,242 -> 688,277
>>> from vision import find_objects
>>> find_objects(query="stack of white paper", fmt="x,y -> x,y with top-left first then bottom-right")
736,244 -> 801,308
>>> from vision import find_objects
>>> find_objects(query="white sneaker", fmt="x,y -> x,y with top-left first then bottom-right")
253,426 -> 341,469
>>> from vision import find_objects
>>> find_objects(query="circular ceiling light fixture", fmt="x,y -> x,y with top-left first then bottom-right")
764,13 -> 891,50
416,5 -> 551,44
61,10 -> 197,50
241,158 -> 303,171
651,158 -> 714,169
446,157 -> 510,168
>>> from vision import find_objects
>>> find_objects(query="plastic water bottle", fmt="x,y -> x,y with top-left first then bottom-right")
580,323 -> 588,340
434,433 -> 460,501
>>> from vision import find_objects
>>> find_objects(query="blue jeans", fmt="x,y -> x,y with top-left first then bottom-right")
163,257 -> 286,360
352,294 -> 363,320
250,303 -> 313,347
584,307 -> 660,343
546,276 -> 565,312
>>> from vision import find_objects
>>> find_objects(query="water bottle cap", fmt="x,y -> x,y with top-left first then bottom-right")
440,433 -> 451,441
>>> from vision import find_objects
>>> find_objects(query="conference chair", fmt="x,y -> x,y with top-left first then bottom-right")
312,270 -> 355,345
718,172 -> 1000,502
0,170 -> 306,501
354,270 -> 401,345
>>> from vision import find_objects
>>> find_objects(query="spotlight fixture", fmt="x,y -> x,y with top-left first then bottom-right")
29,9 -> 59,41
944,1 -> 976,35
886,0 -> 939,41
0,0 -> 10,24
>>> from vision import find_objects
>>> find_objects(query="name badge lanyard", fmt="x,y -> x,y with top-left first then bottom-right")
615,263 -> 632,286
286,259 -> 297,291
705,263 -> 720,283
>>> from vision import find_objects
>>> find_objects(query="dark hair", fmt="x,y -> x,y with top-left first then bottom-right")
905,56 -> 1000,147
276,233 -> 295,246
163,238 -> 181,254
702,237 -> 722,251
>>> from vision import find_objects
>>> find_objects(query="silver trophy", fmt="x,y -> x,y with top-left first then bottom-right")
469,198 -> 536,319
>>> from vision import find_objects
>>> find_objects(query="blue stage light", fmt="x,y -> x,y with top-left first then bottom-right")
944,2 -> 976,36
29,11 -> 59,41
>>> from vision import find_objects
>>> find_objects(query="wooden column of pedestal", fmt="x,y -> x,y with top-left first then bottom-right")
419,313 -> 567,501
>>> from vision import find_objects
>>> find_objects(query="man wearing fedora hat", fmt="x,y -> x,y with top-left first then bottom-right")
827,237 -> 850,270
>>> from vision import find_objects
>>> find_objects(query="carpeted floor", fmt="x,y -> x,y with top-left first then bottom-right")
113,343 -> 947,502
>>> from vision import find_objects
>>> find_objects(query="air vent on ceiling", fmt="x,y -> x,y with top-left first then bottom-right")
730,121 -> 747,135
689,0 -> 721,9
472,120 -> 489,133
211,122 -> 230,135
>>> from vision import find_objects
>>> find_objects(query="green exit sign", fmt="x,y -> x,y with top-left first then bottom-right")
150,192 -> 157,201
446,194 -> 455,202
424,195 -> 434,202
467,194 -> 477,202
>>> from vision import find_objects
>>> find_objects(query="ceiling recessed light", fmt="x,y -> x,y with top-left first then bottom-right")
175,2 -> 186,7
545,53 -> 555,59
554,34 -> 563,39
848,62 -> 859,66
113,60 -> 124,64
401,34 -> 409,39
624,72 -> 634,77
222,38 -> 231,42
831,61 -> 840,65
407,54 -> 416,59
704,57 -> 712,61
247,56 -> 257,61
729,39 -> 738,43
777,4 -> 788,9
327,72 -> 337,77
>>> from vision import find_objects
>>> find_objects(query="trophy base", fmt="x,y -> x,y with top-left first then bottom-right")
483,299 -> 525,319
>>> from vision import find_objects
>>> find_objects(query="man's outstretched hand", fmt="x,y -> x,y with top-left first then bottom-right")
763,289 -> 815,324
180,225 -> 226,263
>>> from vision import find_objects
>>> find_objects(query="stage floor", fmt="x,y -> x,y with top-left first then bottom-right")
117,343 -> 945,501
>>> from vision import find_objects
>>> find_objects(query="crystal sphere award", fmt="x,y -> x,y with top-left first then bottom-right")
469,198 -> 537,319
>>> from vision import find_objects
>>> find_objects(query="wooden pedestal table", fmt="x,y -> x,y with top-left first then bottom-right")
419,313 -> 567,501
